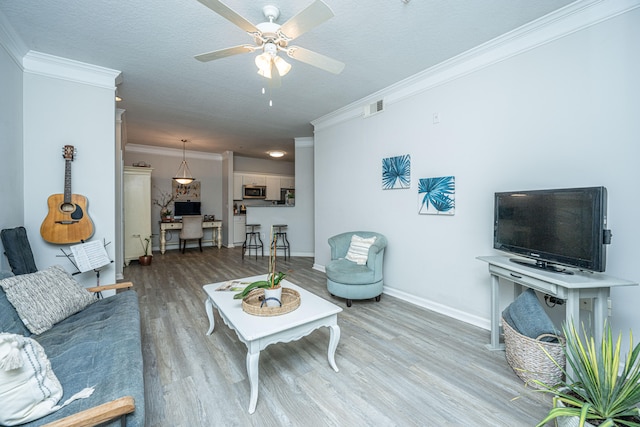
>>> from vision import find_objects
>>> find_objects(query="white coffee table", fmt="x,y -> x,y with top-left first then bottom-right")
203,275 -> 342,414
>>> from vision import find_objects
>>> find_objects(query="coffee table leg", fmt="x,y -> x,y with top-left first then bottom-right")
205,297 -> 215,335
246,349 -> 260,414
328,323 -> 340,372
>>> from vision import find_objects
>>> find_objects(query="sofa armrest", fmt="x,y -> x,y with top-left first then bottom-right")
86,282 -> 133,293
43,396 -> 135,427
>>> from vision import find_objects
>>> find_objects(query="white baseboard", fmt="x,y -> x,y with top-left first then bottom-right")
383,286 -> 490,331
314,261 -> 489,329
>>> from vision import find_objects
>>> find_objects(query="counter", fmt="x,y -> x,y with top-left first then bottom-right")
234,200 -> 295,208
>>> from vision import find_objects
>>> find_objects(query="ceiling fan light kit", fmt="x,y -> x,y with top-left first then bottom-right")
195,0 -> 345,81
254,42 -> 291,79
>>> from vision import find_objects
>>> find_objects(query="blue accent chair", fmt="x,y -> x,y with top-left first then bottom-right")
325,231 -> 387,307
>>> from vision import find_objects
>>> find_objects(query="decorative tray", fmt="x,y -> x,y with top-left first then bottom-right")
242,288 -> 301,317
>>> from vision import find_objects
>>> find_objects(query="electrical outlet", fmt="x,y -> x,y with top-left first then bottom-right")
580,298 -> 593,311
608,298 -> 612,316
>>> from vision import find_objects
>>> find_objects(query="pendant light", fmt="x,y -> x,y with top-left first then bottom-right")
173,139 -> 195,185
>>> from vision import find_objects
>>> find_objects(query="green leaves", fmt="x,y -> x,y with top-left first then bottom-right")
232,272 -> 287,300
534,322 -> 640,427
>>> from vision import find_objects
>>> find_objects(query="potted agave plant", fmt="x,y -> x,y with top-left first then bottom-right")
234,227 -> 286,307
534,321 -> 640,427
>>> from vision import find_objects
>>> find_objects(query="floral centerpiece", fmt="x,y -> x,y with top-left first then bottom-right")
153,187 -> 175,221
234,226 -> 286,306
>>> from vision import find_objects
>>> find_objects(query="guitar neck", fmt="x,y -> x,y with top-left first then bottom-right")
64,159 -> 72,204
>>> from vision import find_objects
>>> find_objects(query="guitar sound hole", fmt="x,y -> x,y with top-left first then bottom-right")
61,203 -> 75,213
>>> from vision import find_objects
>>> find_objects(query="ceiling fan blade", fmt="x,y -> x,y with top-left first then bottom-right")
286,46 -> 345,74
195,45 -> 255,62
197,0 -> 260,34
277,0 -> 334,41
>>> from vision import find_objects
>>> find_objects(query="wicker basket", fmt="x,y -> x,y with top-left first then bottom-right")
242,288 -> 300,316
502,316 -> 565,389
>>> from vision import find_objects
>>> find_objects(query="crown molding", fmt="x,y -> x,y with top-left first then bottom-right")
125,143 -> 222,161
312,0 -> 640,131
295,137 -> 314,148
23,51 -> 121,89
0,9 -> 27,69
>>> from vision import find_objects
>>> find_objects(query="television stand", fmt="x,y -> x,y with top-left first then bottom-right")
509,258 -> 574,275
477,255 -> 637,357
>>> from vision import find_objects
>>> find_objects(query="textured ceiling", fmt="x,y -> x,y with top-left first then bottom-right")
0,0 -> 575,160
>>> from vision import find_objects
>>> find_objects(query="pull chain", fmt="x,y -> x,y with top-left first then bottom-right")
262,86 -> 273,107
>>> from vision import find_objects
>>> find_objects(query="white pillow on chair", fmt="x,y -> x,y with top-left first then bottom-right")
345,235 -> 377,265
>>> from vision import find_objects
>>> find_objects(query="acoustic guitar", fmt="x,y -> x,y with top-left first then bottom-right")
40,145 -> 94,244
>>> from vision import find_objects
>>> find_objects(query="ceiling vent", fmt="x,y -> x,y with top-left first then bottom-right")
363,99 -> 384,118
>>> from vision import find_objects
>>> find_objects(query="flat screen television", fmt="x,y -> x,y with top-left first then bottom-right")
174,201 -> 201,217
493,187 -> 610,273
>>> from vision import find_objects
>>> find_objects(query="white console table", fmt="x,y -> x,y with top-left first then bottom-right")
160,220 -> 222,253
477,255 -> 637,352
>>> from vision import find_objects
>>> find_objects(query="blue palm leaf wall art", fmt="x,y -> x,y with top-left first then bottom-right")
382,154 -> 411,189
418,176 -> 455,215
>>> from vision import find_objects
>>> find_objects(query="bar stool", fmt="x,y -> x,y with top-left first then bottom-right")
242,224 -> 263,260
271,224 -> 290,260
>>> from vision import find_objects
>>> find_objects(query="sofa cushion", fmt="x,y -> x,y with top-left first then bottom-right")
30,291 -> 145,427
0,266 -> 96,335
0,271 -> 32,337
345,235 -> 377,265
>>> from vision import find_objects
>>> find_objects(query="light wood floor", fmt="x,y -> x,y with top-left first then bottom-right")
123,246 -> 552,426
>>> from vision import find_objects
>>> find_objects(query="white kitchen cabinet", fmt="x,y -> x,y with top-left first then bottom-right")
233,215 -> 247,244
242,174 -> 266,186
280,176 -> 295,189
123,166 -> 152,265
265,176 -> 281,200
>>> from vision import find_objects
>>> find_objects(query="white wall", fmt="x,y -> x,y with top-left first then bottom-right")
0,16 -> 25,271
234,156 -> 294,176
313,4 -> 640,339
124,144 -> 223,250
22,52 -> 120,288
245,138 -> 314,256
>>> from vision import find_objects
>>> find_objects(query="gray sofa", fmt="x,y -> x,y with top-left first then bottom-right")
0,272 -> 145,426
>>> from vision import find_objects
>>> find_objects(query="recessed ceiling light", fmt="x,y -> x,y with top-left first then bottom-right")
268,150 -> 285,158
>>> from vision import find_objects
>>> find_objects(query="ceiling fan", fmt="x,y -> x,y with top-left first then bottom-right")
195,0 -> 345,83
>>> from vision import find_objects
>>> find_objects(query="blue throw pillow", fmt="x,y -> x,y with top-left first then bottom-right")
507,288 -> 559,342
